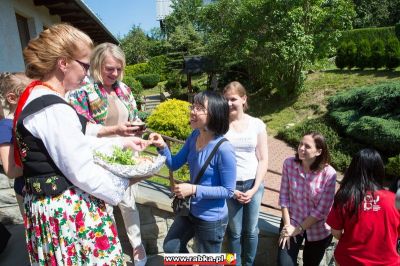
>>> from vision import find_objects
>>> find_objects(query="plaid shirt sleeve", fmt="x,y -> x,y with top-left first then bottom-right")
279,158 -> 291,208
310,167 -> 337,220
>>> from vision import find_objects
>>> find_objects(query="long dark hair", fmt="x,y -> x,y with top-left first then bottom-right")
193,91 -> 229,135
333,148 -> 384,216
294,132 -> 330,171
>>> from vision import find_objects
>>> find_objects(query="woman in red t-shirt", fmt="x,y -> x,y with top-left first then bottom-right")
327,148 -> 400,266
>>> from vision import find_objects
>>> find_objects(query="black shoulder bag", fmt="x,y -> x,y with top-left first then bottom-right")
171,138 -> 227,216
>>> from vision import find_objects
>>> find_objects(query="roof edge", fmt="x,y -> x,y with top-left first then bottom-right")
74,0 -> 119,44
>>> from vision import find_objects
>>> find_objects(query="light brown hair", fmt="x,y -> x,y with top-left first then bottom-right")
0,72 -> 31,99
90,42 -> 126,84
223,81 -> 249,111
23,24 -> 93,79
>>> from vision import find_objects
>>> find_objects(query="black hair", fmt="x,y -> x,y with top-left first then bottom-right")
333,148 -> 384,217
193,91 -> 229,135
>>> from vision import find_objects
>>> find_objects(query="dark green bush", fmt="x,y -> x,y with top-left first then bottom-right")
346,116 -> 400,155
165,72 -> 184,98
328,109 -> 359,129
135,73 -> 160,88
335,42 -> 348,69
125,63 -> 150,77
146,99 -> 191,140
340,27 -> 396,45
277,117 -> 362,172
386,154 -> 400,177
345,41 -> 357,70
328,82 -> 400,118
148,55 -> 168,81
370,39 -> 386,70
385,37 -> 400,70
122,76 -> 143,99
395,22 -> 400,40
355,39 -> 371,70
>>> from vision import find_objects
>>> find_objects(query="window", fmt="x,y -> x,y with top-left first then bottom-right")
15,13 -> 30,50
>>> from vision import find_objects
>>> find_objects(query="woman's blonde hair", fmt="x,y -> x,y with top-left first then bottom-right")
90,43 -> 126,84
0,72 -> 31,98
223,81 -> 249,111
23,24 -> 93,79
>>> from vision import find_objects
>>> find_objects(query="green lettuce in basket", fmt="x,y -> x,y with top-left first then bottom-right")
94,146 -> 137,165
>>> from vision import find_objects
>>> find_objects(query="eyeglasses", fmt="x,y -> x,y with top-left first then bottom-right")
188,105 -> 207,113
75,59 -> 90,73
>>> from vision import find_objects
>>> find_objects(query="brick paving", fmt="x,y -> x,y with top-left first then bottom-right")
261,136 -> 296,217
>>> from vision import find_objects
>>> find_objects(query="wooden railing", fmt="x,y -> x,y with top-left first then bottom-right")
144,131 -> 282,212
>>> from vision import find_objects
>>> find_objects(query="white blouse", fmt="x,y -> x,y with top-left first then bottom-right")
22,89 -> 128,205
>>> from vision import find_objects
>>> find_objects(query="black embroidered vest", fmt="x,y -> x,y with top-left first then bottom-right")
16,95 -> 87,196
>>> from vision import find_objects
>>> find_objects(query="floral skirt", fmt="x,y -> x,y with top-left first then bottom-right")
24,187 -> 125,265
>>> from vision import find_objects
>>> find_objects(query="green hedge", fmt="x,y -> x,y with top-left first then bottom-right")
125,63 -> 150,77
328,82 -> 400,119
135,73 -> 160,88
346,116 -> 400,155
339,27 -> 396,44
386,154 -> 400,177
328,82 -> 400,156
146,99 -> 191,140
277,117 -> 363,172
148,55 -> 167,81
336,27 -> 400,70
122,76 -> 144,107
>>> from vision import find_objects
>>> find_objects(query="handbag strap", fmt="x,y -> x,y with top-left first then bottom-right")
192,138 -> 227,185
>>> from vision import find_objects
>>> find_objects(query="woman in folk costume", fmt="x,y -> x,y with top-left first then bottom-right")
14,24 -> 149,265
68,42 -> 147,265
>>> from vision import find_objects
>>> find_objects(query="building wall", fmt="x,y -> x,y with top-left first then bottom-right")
0,0 -> 60,72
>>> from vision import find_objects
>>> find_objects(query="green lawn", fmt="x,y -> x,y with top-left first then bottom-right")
249,68 -> 400,135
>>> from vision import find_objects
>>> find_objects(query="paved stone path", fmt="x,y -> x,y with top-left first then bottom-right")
262,136 -> 295,217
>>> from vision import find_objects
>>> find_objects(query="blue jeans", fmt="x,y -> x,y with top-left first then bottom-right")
163,213 -> 228,253
227,180 -> 264,266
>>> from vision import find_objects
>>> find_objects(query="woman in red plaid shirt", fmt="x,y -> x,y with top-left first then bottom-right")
278,132 -> 337,266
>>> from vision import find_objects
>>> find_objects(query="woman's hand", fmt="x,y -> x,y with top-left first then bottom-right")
173,183 -> 196,198
115,122 -> 143,137
279,234 -> 293,250
123,136 -> 150,151
148,133 -> 166,149
281,224 -> 298,237
239,188 -> 256,204
279,224 -> 298,249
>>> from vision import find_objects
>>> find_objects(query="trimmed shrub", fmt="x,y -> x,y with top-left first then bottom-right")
148,55 -> 168,81
165,72 -> 184,98
135,73 -> 160,88
125,63 -> 150,77
277,117 -> 362,172
355,39 -> 371,70
345,41 -> 357,70
122,76 -> 143,99
146,99 -> 191,140
340,27 -> 396,45
385,37 -> 400,70
370,39 -> 386,69
328,82 -> 400,119
328,109 -> 359,129
386,154 -> 400,177
395,22 -> 400,40
346,116 -> 400,155
335,42 -> 348,69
